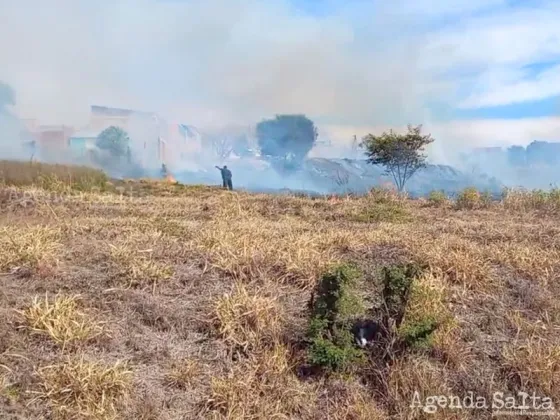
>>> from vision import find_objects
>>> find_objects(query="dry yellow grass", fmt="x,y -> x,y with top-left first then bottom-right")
163,358 -> 203,389
18,293 -> 105,348
0,160 -> 108,191
1,161 -> 560,419
108,241 -> 175,290
211,282 -> 284,351
0,225 -> 61,273
196,218 -> 339,287
502,337 -> 560,400
35,357 -> 132,420
205,345 -> 315,419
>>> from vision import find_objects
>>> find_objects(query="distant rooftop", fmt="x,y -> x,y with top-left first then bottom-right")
69,128 -> 103,139
179,124 -> 200,137
91,105 -> 156,118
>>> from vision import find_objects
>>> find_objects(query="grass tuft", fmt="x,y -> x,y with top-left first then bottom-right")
211,283 -> 283,351
108,243 -> 174,289
205,344 -> 314,419
163,359 -> 202,389
0,226 -> 61,273
36,357 -> 132,420
18,293 -> 105,348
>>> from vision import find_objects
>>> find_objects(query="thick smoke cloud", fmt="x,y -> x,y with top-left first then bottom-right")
0,0 -> 448,129
1,0 -> 559,192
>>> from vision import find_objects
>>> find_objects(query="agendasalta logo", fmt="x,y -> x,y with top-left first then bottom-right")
410,391 -> 558,416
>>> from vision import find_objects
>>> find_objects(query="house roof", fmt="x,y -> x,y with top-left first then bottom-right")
91,105 -> 155,118
178,124 -> 200,137
69,129 -> 103,139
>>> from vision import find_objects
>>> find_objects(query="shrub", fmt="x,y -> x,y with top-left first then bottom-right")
306,263 -> 365,372
307,333 -> 364,372
398,315 -> 438,350
427,190 -> 447,206
381,263 -> 423,330
455,187 -> 480,210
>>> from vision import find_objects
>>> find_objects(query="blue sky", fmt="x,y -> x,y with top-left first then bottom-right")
1,0 -> 560,157
455,95 -> 560,120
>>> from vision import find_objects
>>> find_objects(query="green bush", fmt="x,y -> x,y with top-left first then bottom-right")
480,190 -> 493,207
427,190 -> 447,206
381,263 -> 424,331
306,263 -> 365,372
455,187 -> 480,209
308,330 -> 364,372
398,315 -> 438,350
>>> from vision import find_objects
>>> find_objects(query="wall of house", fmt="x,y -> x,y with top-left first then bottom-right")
68,137 -> 96,156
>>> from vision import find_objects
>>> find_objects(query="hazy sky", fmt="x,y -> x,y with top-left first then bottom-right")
1,0 -> 560,162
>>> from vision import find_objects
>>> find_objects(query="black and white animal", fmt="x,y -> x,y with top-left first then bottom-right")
352,319 -> 381,348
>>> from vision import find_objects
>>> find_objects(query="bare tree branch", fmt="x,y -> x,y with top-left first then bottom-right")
211,136 -> 234,161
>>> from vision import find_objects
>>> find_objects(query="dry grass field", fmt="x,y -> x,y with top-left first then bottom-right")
1,160 -> 560,419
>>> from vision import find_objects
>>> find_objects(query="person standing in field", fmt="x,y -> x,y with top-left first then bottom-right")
215,165 -> 233,190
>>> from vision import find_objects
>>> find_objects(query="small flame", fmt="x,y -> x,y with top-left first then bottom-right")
166,174 -> 177,183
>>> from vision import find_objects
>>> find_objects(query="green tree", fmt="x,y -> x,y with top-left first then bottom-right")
256,114 -> 317,166
96,126 -> 130,158
0,81 -> 15,113
360,124 -> 434,192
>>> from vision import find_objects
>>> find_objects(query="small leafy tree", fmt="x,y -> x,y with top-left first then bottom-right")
360,124 -> 434,192
96,126 -> 130,159
0,81 -> 15,113
256,114 -> 317,167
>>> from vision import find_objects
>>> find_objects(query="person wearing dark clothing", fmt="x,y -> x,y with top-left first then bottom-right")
215,165 -> 233,190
